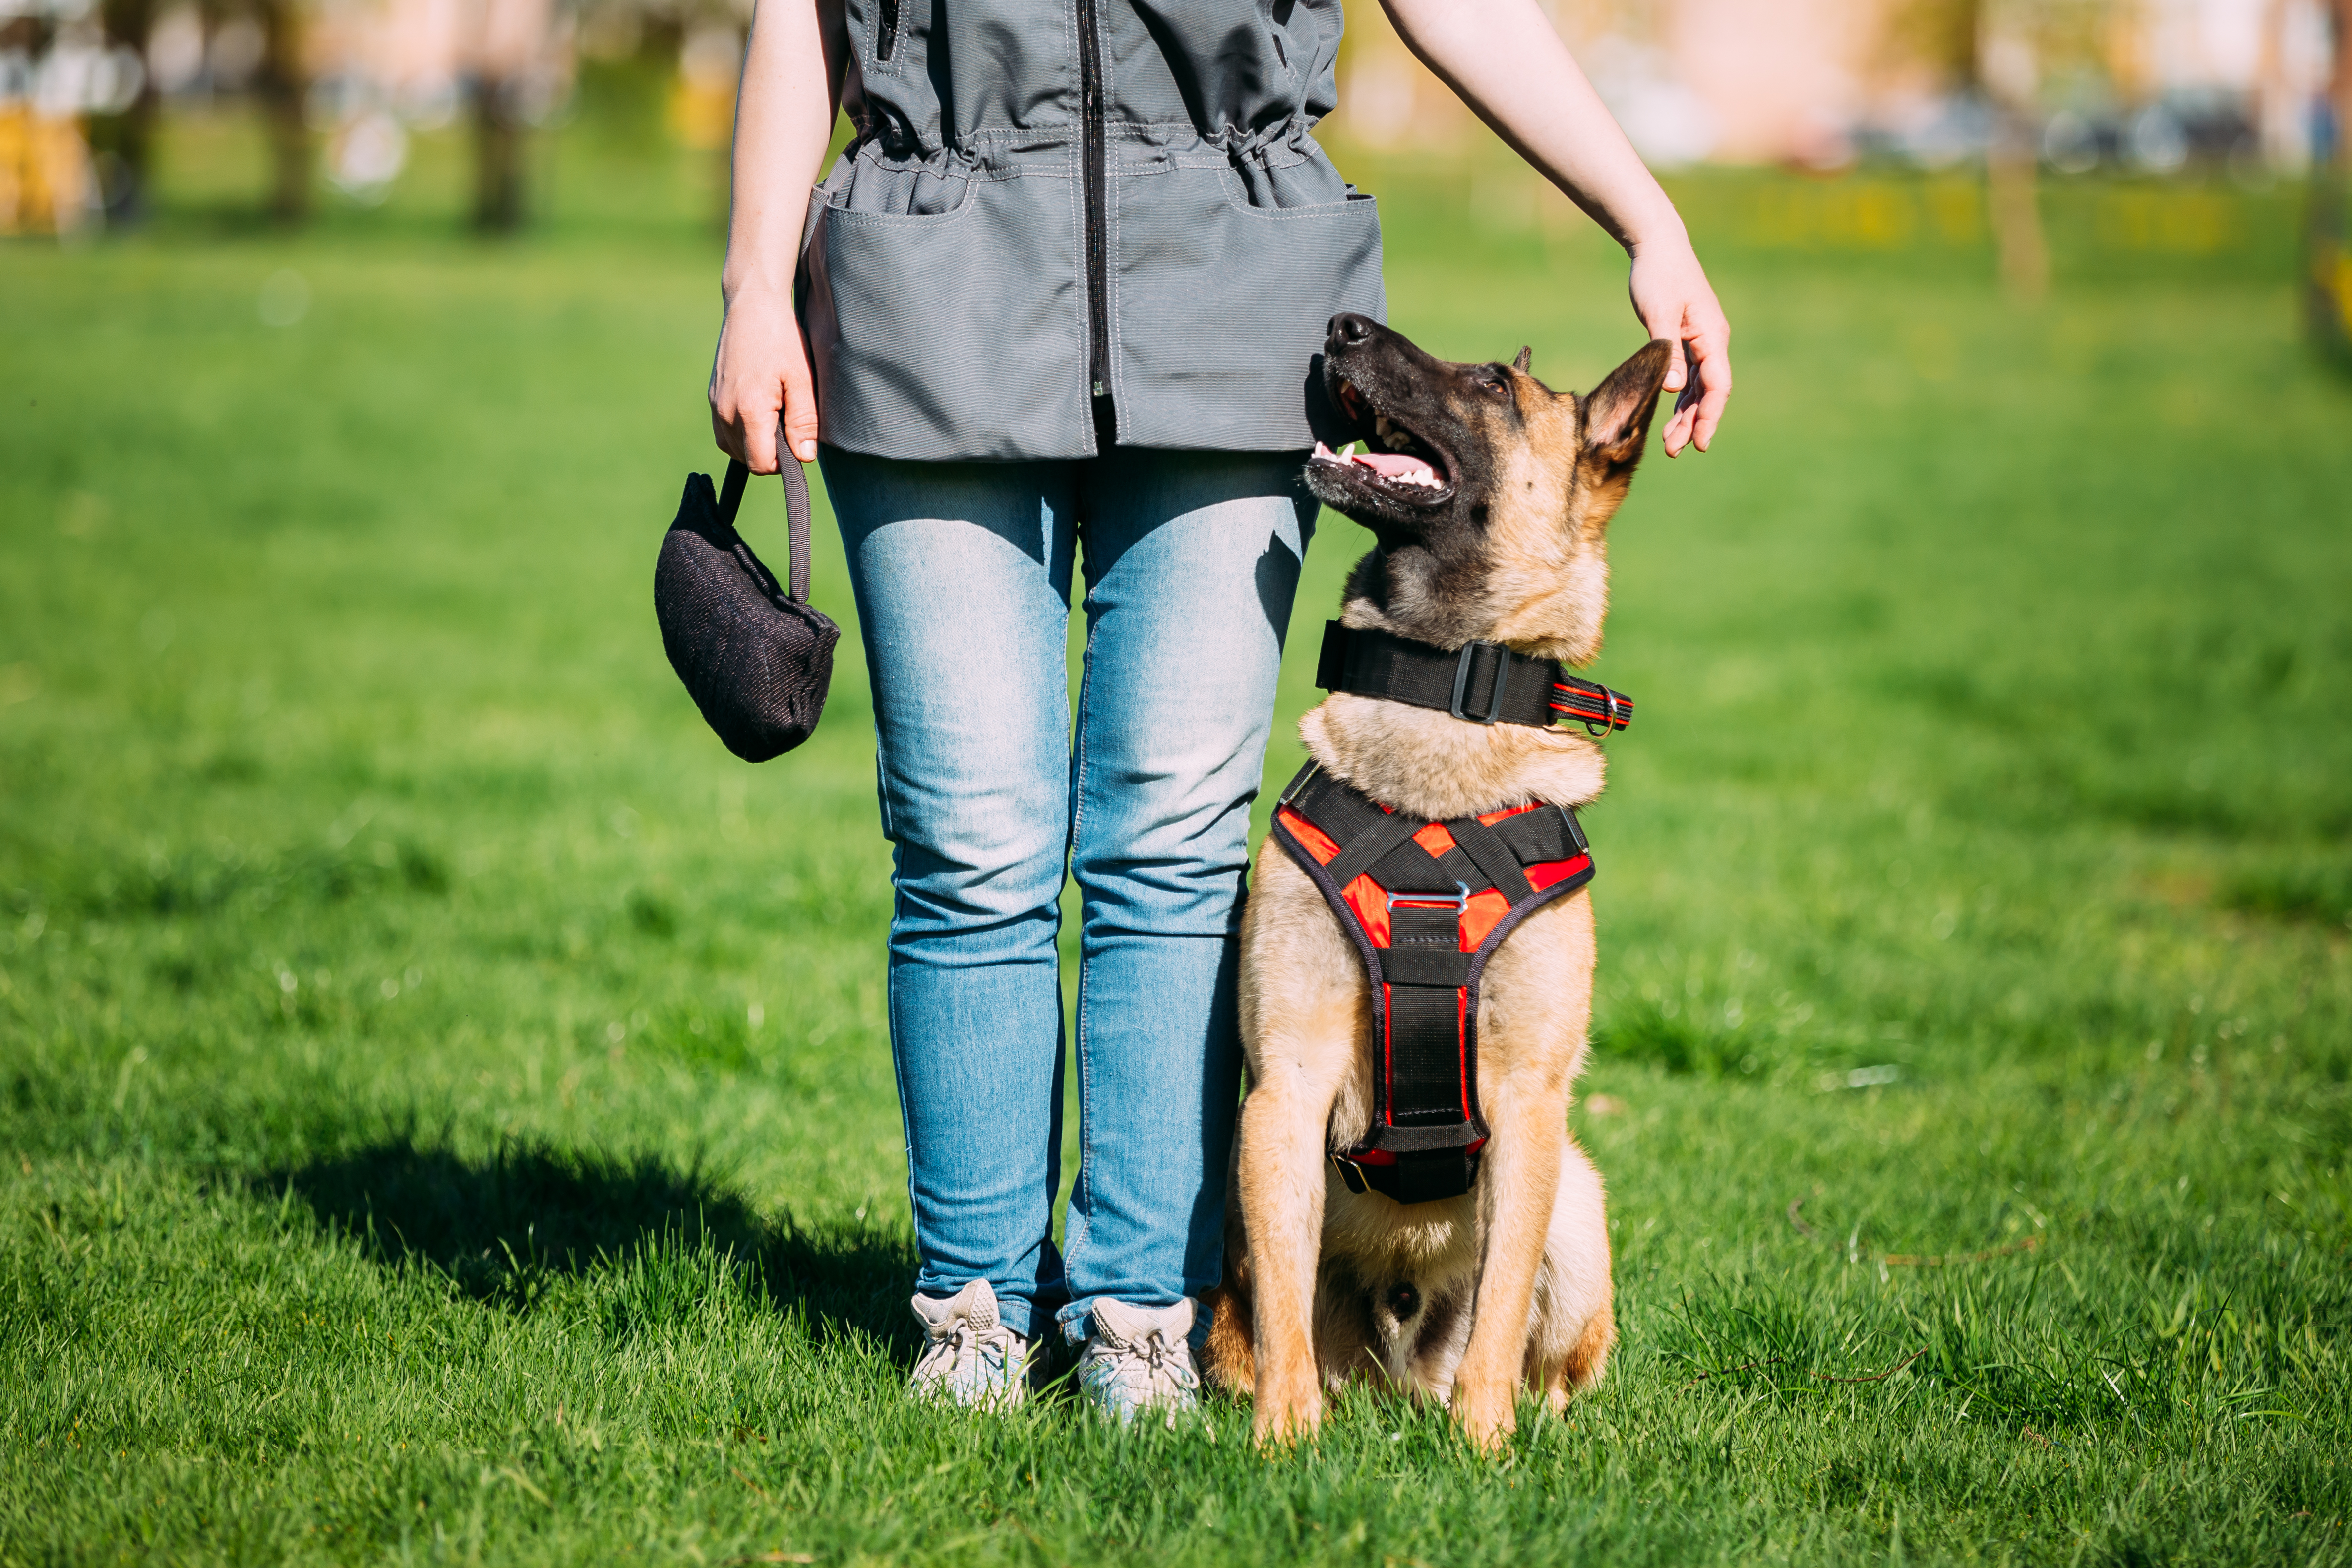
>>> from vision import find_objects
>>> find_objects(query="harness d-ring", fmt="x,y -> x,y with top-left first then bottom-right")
1583,686 -> 1626,738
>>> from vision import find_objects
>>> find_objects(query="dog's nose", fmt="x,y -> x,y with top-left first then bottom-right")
1328,313 -> 1376,348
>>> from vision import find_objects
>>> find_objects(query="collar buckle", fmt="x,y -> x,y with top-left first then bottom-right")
1449,642 -> 1511,724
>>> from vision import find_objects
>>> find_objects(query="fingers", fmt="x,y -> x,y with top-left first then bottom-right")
1660,339 -> 1704,456
1686,327 -> 1732,455
739,393 -> 781,475
1626,241 -> 1732,456
781,352 -> 820,466
1660,402 -> 1695,458
1652,328 -> 1687,392
1657,315 -> 1730,457
707,297 -> 815,474
708,368 -> 777,474
709,397 -> 748,467
709,372 -> 784,474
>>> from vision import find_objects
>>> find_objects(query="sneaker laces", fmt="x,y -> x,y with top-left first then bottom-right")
917,1318 -> 976,1375
921,1315 -> 1018,1373
1136,1331 -> 1197,1392
909,1280 -> 1026,1405
1082,1302 -> 1200,1408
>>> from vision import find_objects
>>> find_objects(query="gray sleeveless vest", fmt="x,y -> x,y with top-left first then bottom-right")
800,0 -> 1387,461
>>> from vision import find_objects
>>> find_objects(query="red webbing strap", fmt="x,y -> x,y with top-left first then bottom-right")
1551,674 -> 1633,734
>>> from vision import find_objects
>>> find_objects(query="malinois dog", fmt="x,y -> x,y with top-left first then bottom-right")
1203,314 -> 1674,1449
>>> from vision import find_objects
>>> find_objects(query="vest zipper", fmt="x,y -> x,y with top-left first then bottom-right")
1074,0 -> 1112,413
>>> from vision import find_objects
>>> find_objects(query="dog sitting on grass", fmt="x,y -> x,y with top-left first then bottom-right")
1203,315 -> 1673,1449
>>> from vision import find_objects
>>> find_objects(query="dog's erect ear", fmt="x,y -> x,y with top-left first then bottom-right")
1579,339 -> 1675,474
1511,345 -> 1533,374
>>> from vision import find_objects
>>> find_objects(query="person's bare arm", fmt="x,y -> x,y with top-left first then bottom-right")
710,0 -> 846,472
1378,0 -> 1730,455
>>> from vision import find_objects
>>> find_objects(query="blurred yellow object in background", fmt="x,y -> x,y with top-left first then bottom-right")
0,106 -> 95,237
666,78 -> 732,154
667,24 -> 742,154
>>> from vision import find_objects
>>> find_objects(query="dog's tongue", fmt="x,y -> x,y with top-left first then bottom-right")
1353,450 -> 1435,481
1312,441 -> 1437,485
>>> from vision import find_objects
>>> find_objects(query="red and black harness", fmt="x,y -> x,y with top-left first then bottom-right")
1268,622 -> 1633,1206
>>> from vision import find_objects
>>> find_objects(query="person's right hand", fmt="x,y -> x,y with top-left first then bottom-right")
709,286 -> 819,473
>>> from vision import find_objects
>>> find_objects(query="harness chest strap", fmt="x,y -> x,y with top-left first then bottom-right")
1269,762 -> 1598,1206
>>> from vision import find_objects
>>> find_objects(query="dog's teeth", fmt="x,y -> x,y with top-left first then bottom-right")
1343,442 -> 1359,459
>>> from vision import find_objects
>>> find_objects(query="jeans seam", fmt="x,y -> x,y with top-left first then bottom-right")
1062,604 -> 1101,1327
884,882 -> 922,1285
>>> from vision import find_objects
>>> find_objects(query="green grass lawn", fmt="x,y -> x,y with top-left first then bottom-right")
2,115 -> 2350,1566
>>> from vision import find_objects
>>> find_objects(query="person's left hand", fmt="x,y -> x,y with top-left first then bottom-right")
1627,239 -> 1732,456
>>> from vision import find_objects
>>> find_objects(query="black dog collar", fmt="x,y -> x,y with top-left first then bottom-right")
1315,622 -> 1633,735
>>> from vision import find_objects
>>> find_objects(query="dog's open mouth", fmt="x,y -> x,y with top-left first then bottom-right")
1311,375 -> 1453,504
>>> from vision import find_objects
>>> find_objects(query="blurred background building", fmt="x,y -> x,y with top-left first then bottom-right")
1341,0 -> 2340,172
1,0 -> 2347,249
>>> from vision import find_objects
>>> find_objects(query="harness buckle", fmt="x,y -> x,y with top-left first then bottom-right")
1556,805 -> 1590,857
1387,880 -> 1472,915
1449,642 -> 1511,724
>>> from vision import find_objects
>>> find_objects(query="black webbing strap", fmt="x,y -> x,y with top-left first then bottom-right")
1316,621 -> 1633,735
1272,763 -> 1599,1207
1445,814 -> 1535,904
721,456 -> 815,606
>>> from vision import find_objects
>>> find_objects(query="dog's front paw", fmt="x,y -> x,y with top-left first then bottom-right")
1451,1383 -> 1517,1453
1251,1389 -> 1323,1448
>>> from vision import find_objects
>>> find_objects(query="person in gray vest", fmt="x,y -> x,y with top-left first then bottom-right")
710,0 -> 1731,1422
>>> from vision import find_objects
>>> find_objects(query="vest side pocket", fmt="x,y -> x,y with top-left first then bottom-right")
1112,161 -> 1384,451
805,173 -> 1093,461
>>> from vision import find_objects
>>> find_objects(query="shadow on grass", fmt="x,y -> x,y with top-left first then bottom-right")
269,1130 -> 917,1353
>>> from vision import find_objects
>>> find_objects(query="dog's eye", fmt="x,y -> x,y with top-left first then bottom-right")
1480,370 -> 1510,397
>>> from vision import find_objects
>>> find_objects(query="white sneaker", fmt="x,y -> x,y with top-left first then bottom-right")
1075,1298 -> 1199,1424
909,1280 -> 1031,1409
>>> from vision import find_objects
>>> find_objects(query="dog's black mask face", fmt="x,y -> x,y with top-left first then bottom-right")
1306,314 -> 1511,559
1305,314 -> 1675,660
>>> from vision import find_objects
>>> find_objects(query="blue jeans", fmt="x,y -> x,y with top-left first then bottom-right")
822,442 -> 1316,1342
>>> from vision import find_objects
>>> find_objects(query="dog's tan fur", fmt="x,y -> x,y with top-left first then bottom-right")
1204,332 -> 1674,1450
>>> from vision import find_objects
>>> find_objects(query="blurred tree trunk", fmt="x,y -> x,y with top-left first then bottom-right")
1889,0 -> 2049,300
2308,0 -> 2352,359
467,0 -> 553,233
95,0 -> 161,222
1987,120 -> 2048,302
254,0 -> 310,223
473,76 -> 525,232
